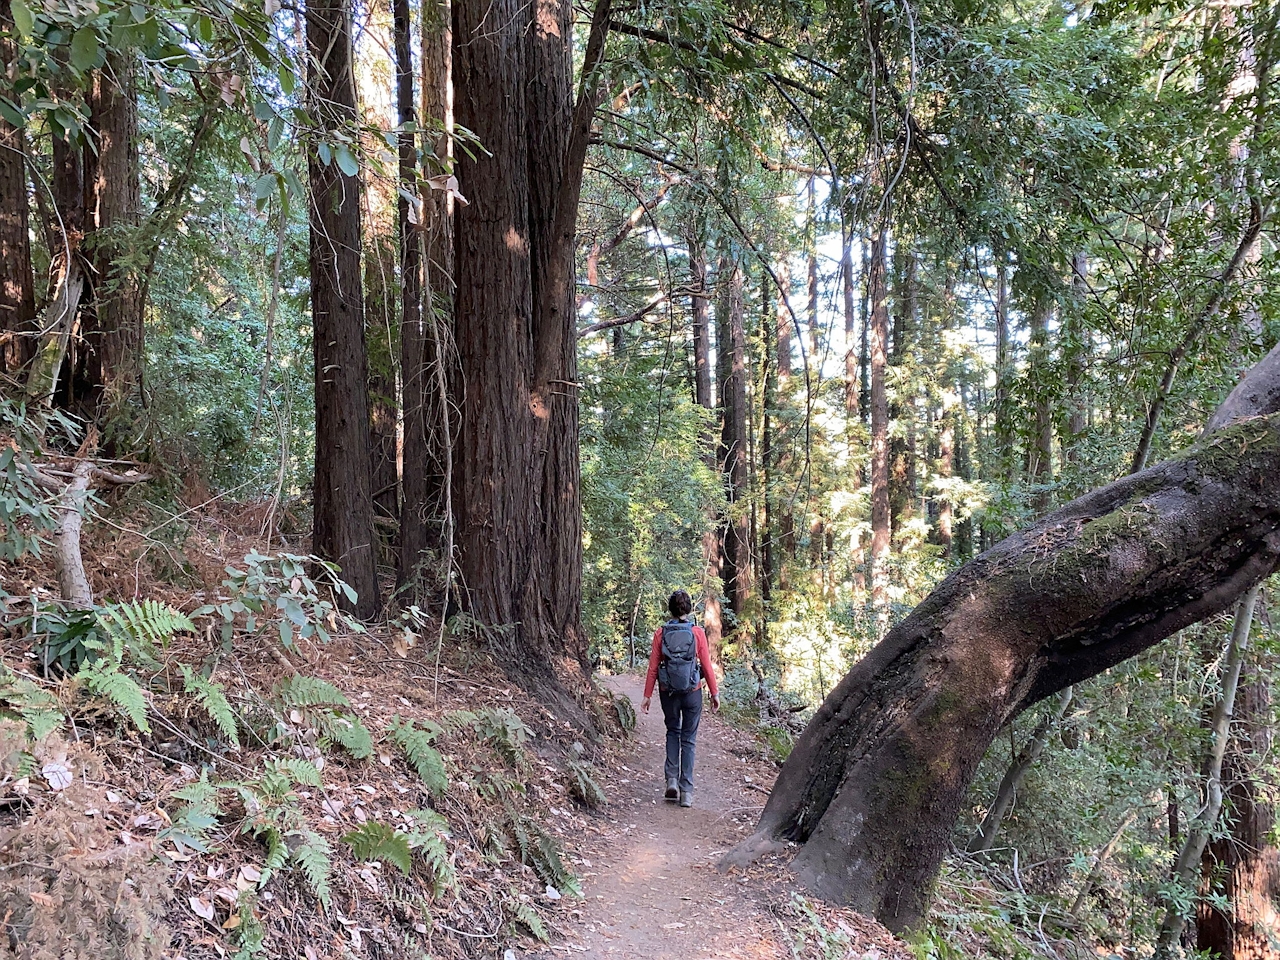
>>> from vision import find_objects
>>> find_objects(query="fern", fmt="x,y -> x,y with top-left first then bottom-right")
612,693 -> 637,733
388,716 -> 447,797
343,821 -> 414,874
475,707 -> 530,767
260,827 -> 289,878
511,898 -> 550,942
290,829 -> 333,907
510,814 -> 580,896
264,757 -> 323,787
441,709 -> 477,734
275,675 -> 350,709
404,809 -> 456,893
79,662 -> 150,732
97,599 -> 194,661
180,665 -> 240,747
317,712 -> 373,759
566,758 -> 606,809
0,666 -> 64,741
162,772 -> 224,853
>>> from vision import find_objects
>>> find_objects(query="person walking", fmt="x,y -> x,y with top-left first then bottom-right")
641,590 -> 720,808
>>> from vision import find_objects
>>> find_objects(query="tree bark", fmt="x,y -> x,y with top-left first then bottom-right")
717,253 -> 751,619
1197,651 -> 1280,959
80,52 -> 143,421
307,0 -> 380,618
450,0 -> 608,711
726,342 -> 1280,933
993,253 -> 1013,473
842,240 -> 859,428
689,233 -> 722,654
868,223 -> 890,620
0,6 -> 35,380
1027,296 -> 1053,515
1155,585 -> 1262,956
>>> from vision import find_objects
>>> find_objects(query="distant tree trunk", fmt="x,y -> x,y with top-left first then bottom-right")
396,0 -> 430,592
934,271 -> 957,558
1197,651 -> 1280,959
1065,251 -> 1089,465
967,687 -> 1073,853
365,237 -> 400,530
994,253 -> 1012,472
1027,296 -> 1053,515
308,0 -> 380,618
842,240 -> 859,427
0,8 -> 35,380
450,0 -> 609,711
80,53 -> 143,422
1156,585 -> 1262,957
774,260 -> 796,574
690,231 -> 722,654
890,247 -> 917,536
727,344 -> 1280,933
868,223 -> 890,621
717,252 -> 751,620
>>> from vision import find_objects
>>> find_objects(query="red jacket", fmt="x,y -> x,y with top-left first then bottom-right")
644,620 -> 718,699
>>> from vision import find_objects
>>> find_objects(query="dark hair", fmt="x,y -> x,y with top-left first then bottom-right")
668,589 -> 692,618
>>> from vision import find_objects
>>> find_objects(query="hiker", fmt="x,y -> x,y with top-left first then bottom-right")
641,589 -> 720,808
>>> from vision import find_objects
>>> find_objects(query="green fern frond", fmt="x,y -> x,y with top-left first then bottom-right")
441,709 -> 477,734
342,821 -> 413,874
79,663 -> 150,732
97,599 -> 193,660
264,757 -> 323,787
180,665 -> 240,747
389,717 -> 447,797
566,758 -> 606,810
0,667 -> 64,741
290,829 -> 333,907
512,899 -> 549,942
404,810 -> 456,893
275,675 -> 351,709
260,826 -> 289,880
162,772 -> 224,853
511,815 -> 580,896
475,707 -> 530,767
316,711 -> 373,759
612,694 -> 637,733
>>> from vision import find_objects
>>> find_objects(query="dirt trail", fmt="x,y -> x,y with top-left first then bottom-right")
529,675 -> 791,959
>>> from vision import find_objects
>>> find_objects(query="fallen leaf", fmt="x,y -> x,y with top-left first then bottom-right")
189,897 -> 215,922
41,762 -> 72,791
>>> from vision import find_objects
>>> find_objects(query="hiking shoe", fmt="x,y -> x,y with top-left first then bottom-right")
679,791 -> 693,808
664,779 -> 679,801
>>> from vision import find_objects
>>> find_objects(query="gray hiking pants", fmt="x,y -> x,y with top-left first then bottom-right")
659,687 -> 703,794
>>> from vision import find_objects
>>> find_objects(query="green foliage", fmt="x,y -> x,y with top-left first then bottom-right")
474,707 -> 531,767
193,552 -> 359,652
179,665 -> 240,747
342,821 -> 414,874
388,716 -> 448,797
0,400 -> 69,562
509,815 -> 580,897
231,892 -> 266,960
565,758 -> 606,809
273,674 -> 371,760
509,896 -> 550,942
403,809 -> 456,893
161,772 -> 224,854
0,666 -> 63,744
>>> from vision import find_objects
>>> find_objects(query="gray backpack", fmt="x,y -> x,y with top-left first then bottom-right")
658,620 -> 700,693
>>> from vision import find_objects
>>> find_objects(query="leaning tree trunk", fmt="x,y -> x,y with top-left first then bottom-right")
726,341 -> 1280,933
307,0 -> 380,618
450,0 -> 608,713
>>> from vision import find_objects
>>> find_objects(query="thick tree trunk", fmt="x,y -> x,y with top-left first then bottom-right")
81,52 -> 144,421
307,0 -> 380,618
727,343 -> 1280,933
868,224 -> 890,619
365,241 -> 401,531
1197,655 -> 1280,959
451,0 -> 607,709
889,248 -> 916,534
0,9 -> 35,380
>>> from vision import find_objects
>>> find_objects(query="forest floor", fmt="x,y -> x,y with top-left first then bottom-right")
528,675 -> 910,960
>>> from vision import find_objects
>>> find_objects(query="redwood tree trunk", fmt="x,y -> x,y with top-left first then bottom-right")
689,233 -> 722,653
1027,296 -> 1054,515
450,0 -> 606,709
729,343 -> 1280,933
308,0 -> 380,618
1197,664 -> 1280,958
868,224 -> 890,616
717,254 -> 751,619
0,7 -> 35,379
82,52 -> 144,419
